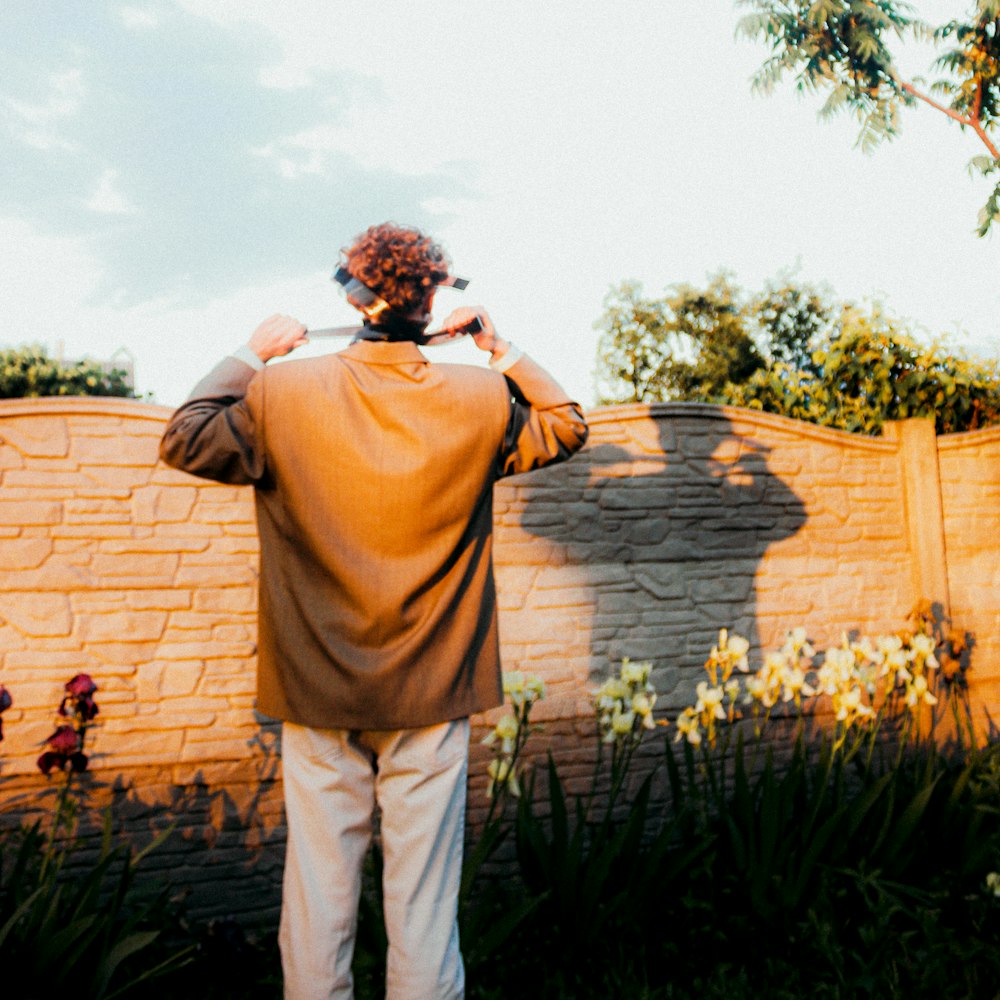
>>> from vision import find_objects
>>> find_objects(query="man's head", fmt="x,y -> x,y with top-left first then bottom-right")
343,223 -> 450,326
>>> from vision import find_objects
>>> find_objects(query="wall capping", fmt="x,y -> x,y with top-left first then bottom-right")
587,401 -> 899,451
0,396 -> 173,421
936,423 -> 1000,449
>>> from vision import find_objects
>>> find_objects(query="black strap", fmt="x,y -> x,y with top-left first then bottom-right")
352,317 -> 428,344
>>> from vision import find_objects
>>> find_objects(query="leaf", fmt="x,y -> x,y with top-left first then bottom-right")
735,11 -> 773,40
787,806 -> 849,908
102,946 -> 197,1000
547,754 -> 569,856
847,769 -> 895,843
0,887 -> 46,950
94,930 -> 162,997
877,776 -> 942,870
966,154 -> 997,177
819,82 -> 852,119
462,892 -> 546,970
132,822 -> 177,866
975,176 -> 1000,237
460,817 -> 508,906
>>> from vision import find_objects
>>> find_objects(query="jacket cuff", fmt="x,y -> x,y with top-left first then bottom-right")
232,345 -> 265,371
489,344 -> 523,373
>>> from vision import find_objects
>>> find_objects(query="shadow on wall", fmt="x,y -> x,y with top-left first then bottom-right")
0,720 -> 286,925
108,720 -> 286,923
507,407 -> 807,710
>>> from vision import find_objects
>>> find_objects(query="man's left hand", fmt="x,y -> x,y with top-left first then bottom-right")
440,307 -> 510,360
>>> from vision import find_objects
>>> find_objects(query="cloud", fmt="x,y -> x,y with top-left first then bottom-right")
2,67 -> 84,151
420,196 -> 482,219
251,131 -> 332,180
0,2 -> 470,306
86,168 -> 138,214
119,6 -> 160,30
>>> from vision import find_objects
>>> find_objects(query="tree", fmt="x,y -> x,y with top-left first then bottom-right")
737,0 -> 1000,235
594,281 -> 683,404
0,345 -> 136,399
596,275 -> 766,404
595,274 -> 1000,434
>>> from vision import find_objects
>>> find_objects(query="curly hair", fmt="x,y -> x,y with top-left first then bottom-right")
343,223 -> 450,319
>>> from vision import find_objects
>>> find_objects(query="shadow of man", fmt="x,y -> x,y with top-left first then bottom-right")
494,404 -> 807,723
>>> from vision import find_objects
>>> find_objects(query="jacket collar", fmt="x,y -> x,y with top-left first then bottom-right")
341,339 -> 430,366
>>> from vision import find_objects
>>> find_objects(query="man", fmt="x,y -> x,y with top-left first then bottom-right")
159,223 -> 588,999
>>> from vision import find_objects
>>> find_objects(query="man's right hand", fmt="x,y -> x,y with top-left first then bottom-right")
248,314 -> 309,363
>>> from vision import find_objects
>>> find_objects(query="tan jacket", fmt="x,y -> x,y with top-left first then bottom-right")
160,340 -> 588,729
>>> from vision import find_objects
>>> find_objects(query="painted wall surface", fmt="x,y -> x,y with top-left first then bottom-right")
1,396 -> 996,921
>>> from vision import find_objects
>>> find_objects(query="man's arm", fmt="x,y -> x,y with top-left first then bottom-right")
442,307 -> 589,476
496,355 -> 589,476
159,314 -> 308,484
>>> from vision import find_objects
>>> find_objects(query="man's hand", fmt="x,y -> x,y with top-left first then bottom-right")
439,306 -> 510,360
248,314 -> 309,363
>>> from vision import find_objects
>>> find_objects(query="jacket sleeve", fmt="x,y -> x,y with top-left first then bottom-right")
497,353 -> 588,477
158,357 -> 268,485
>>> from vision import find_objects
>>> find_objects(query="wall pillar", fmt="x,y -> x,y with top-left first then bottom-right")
882,418 -> 950,618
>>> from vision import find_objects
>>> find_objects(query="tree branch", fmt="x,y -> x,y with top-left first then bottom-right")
899,80 -> 972,126
972,120 -> 1000,159
970,77 -> 1000,159
899,80 -> 1000,158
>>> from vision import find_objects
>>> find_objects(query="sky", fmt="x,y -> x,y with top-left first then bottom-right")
1,0 -> 998,407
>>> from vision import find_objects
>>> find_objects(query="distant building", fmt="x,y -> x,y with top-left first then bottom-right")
103,347 -> 136,389
56,343 -> 136,390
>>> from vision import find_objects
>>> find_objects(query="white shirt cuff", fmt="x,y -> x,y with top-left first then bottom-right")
489,344 -> 523,374
232,345 -> 265,371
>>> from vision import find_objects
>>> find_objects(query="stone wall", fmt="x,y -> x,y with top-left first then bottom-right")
937,425 -> 1000,730
1,396 -> 997,923
0,398 -> 276,921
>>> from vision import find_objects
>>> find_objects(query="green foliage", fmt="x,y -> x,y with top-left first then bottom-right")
738,0 -> 914,147
658,732 -> 1000,999
659,277 -> 766,398
970,151 -> 1000,234
391,620 -> 1000,997
731,319 -> 1000,434
737,0 -> 1000,234
0,811 -> 191,999
593,280 -> 685,403
932,3 -> 1000,129
0,345 -> 135,399
0,679 -> 190,997
596,273 -> 1000,434
151,921 -> 281,1000
457,818 -> 542,976
596,274 -> 765,404
442,715 -> 1000,998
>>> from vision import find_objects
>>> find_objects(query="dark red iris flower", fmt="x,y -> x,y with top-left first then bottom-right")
0,685 -> 10,743
65,674 -> 97,697
59,673 -> 99,722
37,725 -> 88,775
48,725 -> 78,754
37,750 -> 89,774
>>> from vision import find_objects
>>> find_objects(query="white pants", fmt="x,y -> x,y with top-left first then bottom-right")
279,718 -> 469,1000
